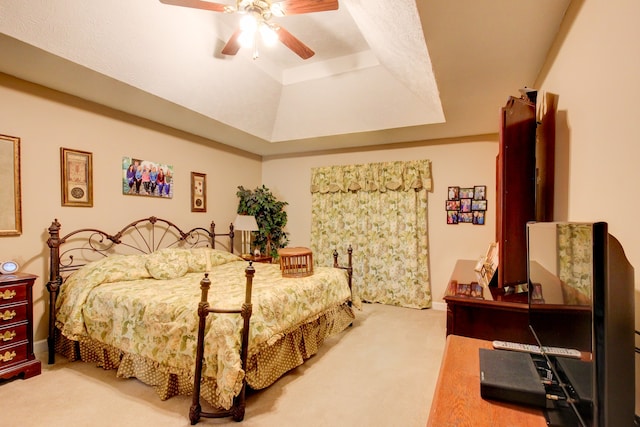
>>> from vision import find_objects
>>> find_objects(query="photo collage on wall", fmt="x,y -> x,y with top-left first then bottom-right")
446,185 -> 487,225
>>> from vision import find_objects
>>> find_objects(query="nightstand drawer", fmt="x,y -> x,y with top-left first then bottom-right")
0,283 -> 27,305
0,322 -> 27,347
0,303 -> 27,326
0,341 -> 28,370
0,273 -> 40,380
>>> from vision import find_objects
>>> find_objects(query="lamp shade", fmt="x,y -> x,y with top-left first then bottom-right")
233,214 -> 259,231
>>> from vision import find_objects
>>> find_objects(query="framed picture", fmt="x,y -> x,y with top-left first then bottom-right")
446,200 -> 461,211
60,147 -> 93,207
531,282 -> 545,303
473,185 -> 486,200
456,283 -> 471,297
459,212 -> 473,223
471,199 -> 487,211
459,187 -> 474,199
472,211 -> 485,225
460,198 -> 472,213
122,157 -> 173,198
447,186 -> 459,200
446,211 -> 458,224
191,172 -> 206,212
470,283 -> 484,299
0,134 -> 21,235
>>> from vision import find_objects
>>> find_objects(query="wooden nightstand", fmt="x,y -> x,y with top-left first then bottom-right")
241,255 -> 273,264
0,273 -> 41,381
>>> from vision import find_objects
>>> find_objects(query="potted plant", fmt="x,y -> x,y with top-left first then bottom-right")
236,185 -> 289,259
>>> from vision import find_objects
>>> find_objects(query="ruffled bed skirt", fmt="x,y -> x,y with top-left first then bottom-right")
54,302 -> 354,409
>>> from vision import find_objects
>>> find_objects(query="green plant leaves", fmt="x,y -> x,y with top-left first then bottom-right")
236,185 -> 289,258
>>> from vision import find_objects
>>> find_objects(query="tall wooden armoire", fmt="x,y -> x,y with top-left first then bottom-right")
496,89 -> 538,288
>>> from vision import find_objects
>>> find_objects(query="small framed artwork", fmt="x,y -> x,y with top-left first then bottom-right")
0,134 -> 22,235
60,147 -> 93,207
460,187 -> 474,199
456,283 -> 471,297
471,199 -> 487,211
191,172 -> 206,212
447,211 -> 458,224
447,186 -> 460,200
472,211 -> 486,225
470,282 -> 484,299
446,200 -> 461,211
473,185 -> 486,200
459,212 -> 473,223
122,157 -> 173,198
460,198 -> 472,213
531,282 -> 545,303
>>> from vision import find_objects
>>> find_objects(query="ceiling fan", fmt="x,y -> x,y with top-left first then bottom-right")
159,0 -> 339,60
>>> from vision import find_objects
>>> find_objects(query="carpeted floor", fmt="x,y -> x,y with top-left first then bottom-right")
0,303 -> 446,427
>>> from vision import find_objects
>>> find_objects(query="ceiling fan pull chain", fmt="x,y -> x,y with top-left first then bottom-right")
253,31 -> 260,60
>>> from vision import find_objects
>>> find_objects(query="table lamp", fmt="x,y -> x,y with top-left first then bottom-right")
233,214 -> 259,257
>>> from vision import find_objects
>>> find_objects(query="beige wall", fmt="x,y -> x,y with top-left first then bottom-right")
535,0 -> 640,411
536,0 -> 640,280
262,137 -> 499,307
0,74 -> 262,342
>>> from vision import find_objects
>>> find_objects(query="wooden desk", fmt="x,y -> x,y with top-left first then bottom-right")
427,335 -> 546,426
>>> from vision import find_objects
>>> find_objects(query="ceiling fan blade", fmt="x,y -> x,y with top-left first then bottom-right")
159,0 -> 229,13
221,29 -> 243,55
276,26 -> 315,59
276,0 -> 338,15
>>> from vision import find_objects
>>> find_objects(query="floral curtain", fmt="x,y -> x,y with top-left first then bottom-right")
557,223 -> 593,305
310,160 -> 432,309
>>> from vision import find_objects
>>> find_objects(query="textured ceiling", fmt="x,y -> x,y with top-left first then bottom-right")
0,0 -> 571,156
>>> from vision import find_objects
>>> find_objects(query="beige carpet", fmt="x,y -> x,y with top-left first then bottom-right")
0,303 -> 446,427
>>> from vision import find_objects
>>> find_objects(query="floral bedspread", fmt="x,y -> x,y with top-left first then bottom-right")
55,248 -> 352,408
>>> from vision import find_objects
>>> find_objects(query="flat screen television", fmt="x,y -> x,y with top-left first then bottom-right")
527,221 -> 635,426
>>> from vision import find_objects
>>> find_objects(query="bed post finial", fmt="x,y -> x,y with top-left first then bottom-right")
198,273 -> 211,307
229,223 -> 235,253
46,219 -> 62,364
332,246 -> 354,302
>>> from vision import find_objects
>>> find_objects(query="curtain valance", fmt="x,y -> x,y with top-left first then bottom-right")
310,160 -> 432,194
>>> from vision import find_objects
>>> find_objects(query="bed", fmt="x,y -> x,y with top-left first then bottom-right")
45,217 -> 354,422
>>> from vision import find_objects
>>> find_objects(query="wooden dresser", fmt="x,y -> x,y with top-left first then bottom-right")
0,273 -> 41,381
444,260 -> 535,344
428,335 -> 546,426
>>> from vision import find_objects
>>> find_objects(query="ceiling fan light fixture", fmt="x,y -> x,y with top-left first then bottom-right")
260,24 -> 278,46
237,0 -> 253,10
239,13 -> 259,33
270,2 -> 284,17
238,30 -> 255,48
159,0 -> 332,60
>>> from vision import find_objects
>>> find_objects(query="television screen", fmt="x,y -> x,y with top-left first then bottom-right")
527,221 -> 634,427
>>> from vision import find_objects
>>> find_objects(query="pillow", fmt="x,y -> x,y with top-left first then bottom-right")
145,248 -> 190,280
75,254 -> 151,284
187,247 -> 243,273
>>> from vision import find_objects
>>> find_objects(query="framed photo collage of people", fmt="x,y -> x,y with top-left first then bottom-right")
446,185 -> 487,225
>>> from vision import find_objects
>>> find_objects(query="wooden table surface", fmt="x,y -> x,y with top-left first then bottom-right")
427,334 -> 547,427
